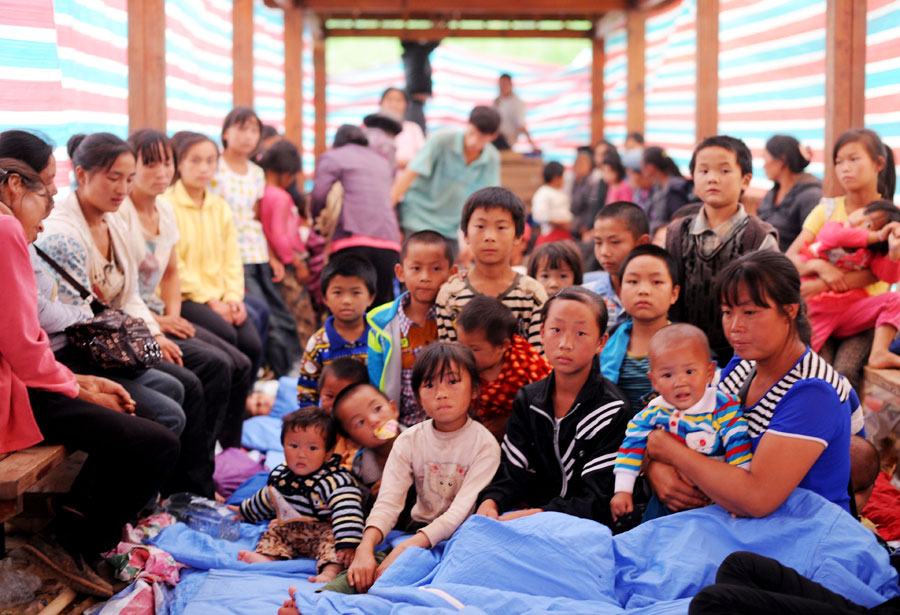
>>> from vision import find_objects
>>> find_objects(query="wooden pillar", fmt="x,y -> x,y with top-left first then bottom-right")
695,0 -> 719,141
232,0 -> 254,108
283,5 -> 304,159
591,30 -> 605,146
312,17 -> 327,159
824,0 -> 867,196
626,9 -> 645,137
127,0 -> 167,132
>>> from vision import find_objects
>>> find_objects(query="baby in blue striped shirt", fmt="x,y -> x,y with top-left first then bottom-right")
610,324 -> 752,522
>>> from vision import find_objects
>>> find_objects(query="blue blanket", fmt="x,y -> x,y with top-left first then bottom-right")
153,489 -> 898,615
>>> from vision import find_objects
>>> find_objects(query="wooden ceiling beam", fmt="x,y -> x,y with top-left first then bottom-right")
297,0 -> 625,18
324,27 -> 592,38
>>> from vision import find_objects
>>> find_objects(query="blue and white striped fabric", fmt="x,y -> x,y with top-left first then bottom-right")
866,0 -> 900,194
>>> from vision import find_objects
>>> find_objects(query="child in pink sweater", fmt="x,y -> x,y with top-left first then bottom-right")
800,200 -> 900,359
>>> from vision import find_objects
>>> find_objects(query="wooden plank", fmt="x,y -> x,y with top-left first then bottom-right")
0,498 -> 21,524
127,0 -> 166,132
0,446 -> 67,500
823,0 -> 866,197
313,19 -> 327,159
695,0 -> 718,141
283,4 -> 304,162
298,0 -> 626,17
325,27 -> 591,38
626,9 -> 645,137
591,32 -> 605,146
863,367 -> 900,399
232,0 -> 255,108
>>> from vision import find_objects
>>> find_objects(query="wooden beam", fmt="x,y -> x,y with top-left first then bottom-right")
823,0 -> 866,197
695,0 -> 718,141
591,32 -> 605,146
312,18 -> 327,159
232,0 -> 255,108
626,9 -> 645,137
324,27 -> 591,38
127,0 -> 166,132
283,5 -> 304,161
298,0 -> 626,17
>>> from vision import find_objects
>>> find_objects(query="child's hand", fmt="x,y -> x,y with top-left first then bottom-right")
475,499 -> 499,519
610,492 -> 633,521
226,504 -> 243,522
889,226 -> 900,260
369,478 -> 382,498
815,262 -> 849,292
375,534 -> 430,580
347,548 -> 378,593
498,508 -> 543,521
276,586 -> 300,615
335,547 -> 355,568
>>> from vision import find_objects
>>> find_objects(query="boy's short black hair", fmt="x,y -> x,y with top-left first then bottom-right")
618,244 -> 680,287
528,240 -> 584,285
281,406 -> 337,451
626,132 -> 644,145
460,186 -> 527,238
542,161 -> 564,184
401,229 -> 454,265
331,382 -> 389,437
319,357 -> 370,389
320,253 -> 377,296
689,135 -> 753,176
411,342 -> 480,400
541,286 -> 608,336
469,106 -> 501,136
595,201 -> 650,238
457,295 -> 517,347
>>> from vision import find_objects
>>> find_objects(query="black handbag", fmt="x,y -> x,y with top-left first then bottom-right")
35,245 -> 162,374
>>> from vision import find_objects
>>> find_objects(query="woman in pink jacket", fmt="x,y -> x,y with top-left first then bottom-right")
0,157 -> 178,598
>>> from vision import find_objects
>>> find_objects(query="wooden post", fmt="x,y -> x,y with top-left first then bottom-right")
312,16 -> 327,159
127,0 -> 166,132
695,0 -> 719,141
591,29 -> 605,146
824,0 -> 867,196
626,9 -> 645,137
233,0 -> 254,108
283,5 -> 304,159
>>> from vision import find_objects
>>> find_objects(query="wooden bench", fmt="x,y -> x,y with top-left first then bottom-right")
0,445 -> 68,555
860,367 -> 900,468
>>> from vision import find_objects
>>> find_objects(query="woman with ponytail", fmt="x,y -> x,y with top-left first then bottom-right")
758,135 -> 822,251
644,251 -> 859,517
641,146 -> 693,224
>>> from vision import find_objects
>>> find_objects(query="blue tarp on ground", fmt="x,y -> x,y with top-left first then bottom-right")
150,489 -> 898,615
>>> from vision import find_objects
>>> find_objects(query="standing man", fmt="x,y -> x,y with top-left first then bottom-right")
391,106 -> 501,256
493,74 -> 537,151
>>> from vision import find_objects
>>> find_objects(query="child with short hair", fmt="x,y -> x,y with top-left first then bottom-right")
665,135 -> 777,366
528,240 -> 584,297
347,343 -> 501,593
476,287 -> 631,526
318,357 -> 370,413
435,187 -> 548,352
583,202 -> 651,330
600,245 -> 680,410
233,407 -> 364,584
531,161 -> 573,245
368,231 -> 456,426
610,324 -> 752,522
332,383 -> 403,505
456,296 -> 552,441
297,255 -> 376,406
212,106 -> 302,378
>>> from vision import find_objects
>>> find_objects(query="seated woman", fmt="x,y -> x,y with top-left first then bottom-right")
36,132 -> 212,496
0,157 -> 179,597
645,251 -> 858,517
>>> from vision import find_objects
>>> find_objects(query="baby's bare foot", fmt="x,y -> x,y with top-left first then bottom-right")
237,550 -> 276,563
308,563 -> 341,584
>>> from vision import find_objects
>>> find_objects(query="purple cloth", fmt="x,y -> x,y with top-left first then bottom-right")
310,143 -> 400,245
213,448 -> 268,499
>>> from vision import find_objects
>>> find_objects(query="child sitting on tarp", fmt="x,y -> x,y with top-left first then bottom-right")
611,324 -> 752,522
231,407 -> 364,584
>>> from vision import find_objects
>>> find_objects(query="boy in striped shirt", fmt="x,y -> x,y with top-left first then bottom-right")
435,187 -> 548,353
611,324 -> 752,521
234,407 -> 364,583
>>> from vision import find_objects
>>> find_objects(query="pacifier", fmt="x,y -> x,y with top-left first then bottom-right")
374,419 -> 400,440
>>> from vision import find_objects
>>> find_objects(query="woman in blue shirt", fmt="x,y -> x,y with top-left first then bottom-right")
645,250 -> 854,516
